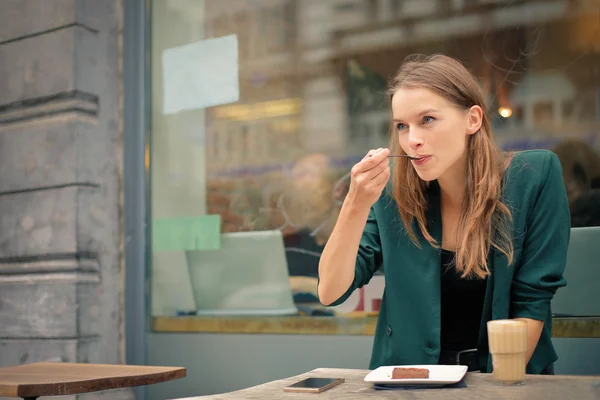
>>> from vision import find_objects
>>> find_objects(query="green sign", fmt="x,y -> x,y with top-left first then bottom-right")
152,215 -> 221,251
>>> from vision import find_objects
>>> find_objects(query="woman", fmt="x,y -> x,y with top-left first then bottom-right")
318,54 -> 570,374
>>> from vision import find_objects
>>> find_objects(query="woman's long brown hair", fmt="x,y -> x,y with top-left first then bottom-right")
388,54 -> 513,279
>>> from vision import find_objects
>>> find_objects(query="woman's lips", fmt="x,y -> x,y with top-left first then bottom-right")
412,155 -> 431,166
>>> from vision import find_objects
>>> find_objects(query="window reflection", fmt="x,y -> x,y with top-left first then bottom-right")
552,138 -> 600,227
151,0 -> 600,320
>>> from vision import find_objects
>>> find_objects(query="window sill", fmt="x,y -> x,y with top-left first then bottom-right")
152,315 -> 600,338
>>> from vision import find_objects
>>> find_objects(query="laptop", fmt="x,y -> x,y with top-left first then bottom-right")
185,230 -> 299,316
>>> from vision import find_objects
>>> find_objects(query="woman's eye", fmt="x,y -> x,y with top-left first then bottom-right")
423,116 -> 435,124
396,122 -> 407,131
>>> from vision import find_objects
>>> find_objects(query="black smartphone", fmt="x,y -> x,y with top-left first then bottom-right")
283,377 -> 345,393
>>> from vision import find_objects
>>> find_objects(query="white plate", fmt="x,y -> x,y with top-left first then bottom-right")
364,365 -> 468,386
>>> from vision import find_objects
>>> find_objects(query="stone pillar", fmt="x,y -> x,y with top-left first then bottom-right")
0,0 -> 129,398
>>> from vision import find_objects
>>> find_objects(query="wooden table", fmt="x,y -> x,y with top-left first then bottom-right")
174,367 -> 600,400
0,362 -> 186,399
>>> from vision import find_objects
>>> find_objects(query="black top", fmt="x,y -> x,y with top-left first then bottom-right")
440,249 -> 487,351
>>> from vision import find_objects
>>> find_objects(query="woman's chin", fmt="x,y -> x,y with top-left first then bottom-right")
414,169 -> 439,182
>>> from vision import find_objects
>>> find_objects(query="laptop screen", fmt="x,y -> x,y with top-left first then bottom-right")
186,230 -> 298,316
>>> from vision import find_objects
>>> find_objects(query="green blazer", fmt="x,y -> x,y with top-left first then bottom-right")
327,150 -> 570,373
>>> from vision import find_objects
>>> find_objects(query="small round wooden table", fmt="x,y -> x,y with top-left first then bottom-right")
0,362 -> 186,399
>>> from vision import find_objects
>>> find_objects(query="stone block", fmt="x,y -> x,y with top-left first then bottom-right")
0,119 -> 110,193
0,277 -> 100,339
0,26 -> 83,106
0,282 -> 78,338
0,122 -> 78,192
0,338 -> 78,366
0,0 -> 76,43
0,187 -> 79,258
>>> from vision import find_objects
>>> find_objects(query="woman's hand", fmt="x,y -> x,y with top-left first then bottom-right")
346,148 -> 391,210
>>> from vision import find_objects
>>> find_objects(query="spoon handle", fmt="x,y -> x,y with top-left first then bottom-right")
368,153 -> 417,160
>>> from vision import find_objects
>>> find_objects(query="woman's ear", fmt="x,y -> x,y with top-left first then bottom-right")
467,105 -> 483,135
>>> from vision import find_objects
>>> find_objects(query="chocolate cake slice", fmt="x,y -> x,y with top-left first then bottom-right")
391,367 -> 430,379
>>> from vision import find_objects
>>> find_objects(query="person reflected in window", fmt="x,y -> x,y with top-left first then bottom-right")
318,54 -> 570,375
280,153 -> 342,278
551,138 -> 600,227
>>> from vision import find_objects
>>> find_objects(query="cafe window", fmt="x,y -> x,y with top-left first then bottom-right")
149,0 -> 600,328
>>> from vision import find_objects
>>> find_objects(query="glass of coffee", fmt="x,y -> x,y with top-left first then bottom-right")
487,319 -> 528,385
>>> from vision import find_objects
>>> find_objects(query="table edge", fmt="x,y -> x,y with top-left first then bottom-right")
9,368 -> 187,397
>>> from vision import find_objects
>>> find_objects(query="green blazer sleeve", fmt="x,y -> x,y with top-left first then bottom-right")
511,152 -> 570,321
327,206 -> 384,306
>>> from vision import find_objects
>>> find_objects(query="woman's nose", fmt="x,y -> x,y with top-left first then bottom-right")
408,132 -> 424,149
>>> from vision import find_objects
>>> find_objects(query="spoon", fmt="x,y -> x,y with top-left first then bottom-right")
368,153 -> 419,160
388,155 -> 419,160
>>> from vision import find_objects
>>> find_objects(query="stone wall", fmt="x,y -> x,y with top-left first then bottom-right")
0,0 -> 128,398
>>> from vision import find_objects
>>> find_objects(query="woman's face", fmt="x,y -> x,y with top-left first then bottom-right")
391,87 -> 481,183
